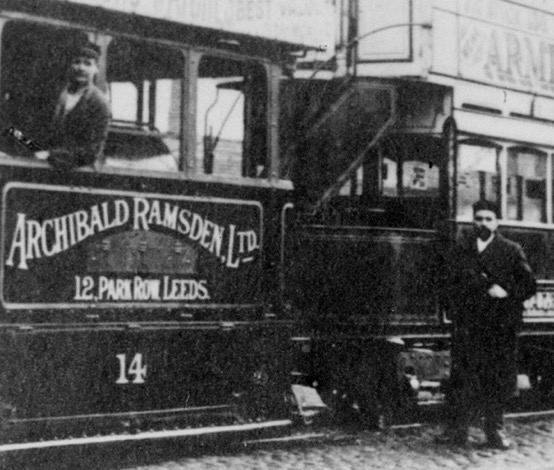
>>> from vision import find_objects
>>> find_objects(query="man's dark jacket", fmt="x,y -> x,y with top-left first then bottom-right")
444,232 -> 536,403
47,85 -> 110,170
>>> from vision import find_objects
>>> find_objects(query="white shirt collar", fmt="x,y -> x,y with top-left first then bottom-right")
476,234 -> 495,253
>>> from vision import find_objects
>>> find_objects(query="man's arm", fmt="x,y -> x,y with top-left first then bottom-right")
511,245 -> 536,302
47,91 -> 110,170
484,243 -> 536,301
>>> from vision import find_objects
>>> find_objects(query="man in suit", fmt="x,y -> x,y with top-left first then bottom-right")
437,199 -> 536,449
35,39 -> 110,170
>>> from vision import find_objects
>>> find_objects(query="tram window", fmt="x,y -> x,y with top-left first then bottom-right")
457,143 -> 500,219
196,56 -> 267,179
338,167 -> 364,196
278,78 -> 340,181
380,136 -> 440,198
0,22 -> 91,157
507,148 -> 546,223
104,38 -> 184,172
382,152 -> 398,197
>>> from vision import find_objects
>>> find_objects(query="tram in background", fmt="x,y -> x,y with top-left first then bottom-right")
0,0 -> 336,450
282,0 -> 554,423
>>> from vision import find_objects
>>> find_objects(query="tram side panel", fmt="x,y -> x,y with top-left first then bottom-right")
285,224 -> 440,326
0,181 -> 292,441
283,213 -> 440,419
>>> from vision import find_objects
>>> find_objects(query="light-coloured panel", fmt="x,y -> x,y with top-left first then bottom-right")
63,0 -> 335,50
456,109 -> 554,147
357,0 -> 411,61
431,10 -> 458,76
432,0 -> 457,12
534,97 -> 554,121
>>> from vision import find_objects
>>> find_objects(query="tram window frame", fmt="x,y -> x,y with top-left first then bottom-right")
330,134 -> 443,203
103,36 -> 186,173
0,20 -> 190,175
192,52 -> 269,182
316,134 -> 444,228
506,146 -> 547,223
0,20 -> 99,161
456,140 -> 501,220
377,135 -> 442,199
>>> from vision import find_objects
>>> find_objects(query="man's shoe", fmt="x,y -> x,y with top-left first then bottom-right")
486,432 -> 511,450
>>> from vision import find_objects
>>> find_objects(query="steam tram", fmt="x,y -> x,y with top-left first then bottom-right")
284,0 -> 554,422
0,0 -> 336,450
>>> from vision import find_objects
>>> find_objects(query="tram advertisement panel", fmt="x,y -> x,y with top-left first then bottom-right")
523,290 -> 554,322
1,183 -> 262,309
62,0 -> 335,52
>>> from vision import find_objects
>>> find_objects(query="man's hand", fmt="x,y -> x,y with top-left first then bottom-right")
34,150 -> 50,161
488,283 -> 508,298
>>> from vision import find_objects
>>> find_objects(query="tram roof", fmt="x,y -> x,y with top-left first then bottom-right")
2,0 -> 333,60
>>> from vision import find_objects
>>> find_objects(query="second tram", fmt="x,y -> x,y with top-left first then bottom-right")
283,0 -> 554,423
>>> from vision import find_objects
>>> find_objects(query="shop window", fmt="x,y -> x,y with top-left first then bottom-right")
507,148 -> 546,223
196,56 -> 267,179
457,142 -> 500,219
105,38 -> 184,171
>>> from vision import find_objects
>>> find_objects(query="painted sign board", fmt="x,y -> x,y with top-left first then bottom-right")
443,290 -> 554,323
60,0 -> 335,51
1,183 -> 262,309
523,291 -> 554,321
457,0 -> 554,96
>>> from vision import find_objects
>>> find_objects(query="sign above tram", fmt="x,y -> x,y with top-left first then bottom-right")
62,0 -> 335,51
457,0 -> 554,96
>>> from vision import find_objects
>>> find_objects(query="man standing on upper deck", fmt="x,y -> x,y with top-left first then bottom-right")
35,39 -> 110,170
437,199 -> 536,449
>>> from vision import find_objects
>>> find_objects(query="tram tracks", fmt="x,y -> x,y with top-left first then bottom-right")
1,402 -> 553,455
1,405 -> 554,470
240,404 -> 554,450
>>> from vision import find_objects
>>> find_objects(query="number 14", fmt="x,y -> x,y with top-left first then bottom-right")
116,353 -> 147,384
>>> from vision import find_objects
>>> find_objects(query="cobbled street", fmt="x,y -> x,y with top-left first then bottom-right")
9,416 -> 554,470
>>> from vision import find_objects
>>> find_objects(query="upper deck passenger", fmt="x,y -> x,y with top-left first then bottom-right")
35,39 -> 110,170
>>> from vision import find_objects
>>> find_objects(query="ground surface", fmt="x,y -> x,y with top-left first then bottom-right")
8,415 -> 554,470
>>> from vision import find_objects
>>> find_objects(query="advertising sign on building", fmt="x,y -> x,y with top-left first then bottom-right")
458,0 -> 554,96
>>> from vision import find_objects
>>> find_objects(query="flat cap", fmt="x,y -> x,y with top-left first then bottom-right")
72,40 -> 101,60
472,199 -> 499,216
